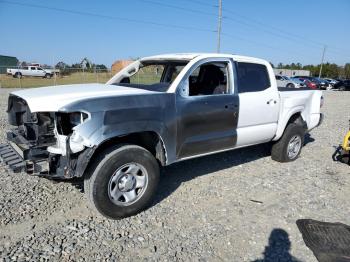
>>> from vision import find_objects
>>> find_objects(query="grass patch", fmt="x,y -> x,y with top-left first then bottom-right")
0,72 -> 114,88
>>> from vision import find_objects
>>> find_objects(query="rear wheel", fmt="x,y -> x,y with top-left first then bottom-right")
271,123 -> 305,162
287,83 -> 295,88
84,144 -> 160,219
339,86 -> 346,91
14,72 -> 22,79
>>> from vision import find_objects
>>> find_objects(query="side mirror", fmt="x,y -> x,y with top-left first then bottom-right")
120,77 -> 130,83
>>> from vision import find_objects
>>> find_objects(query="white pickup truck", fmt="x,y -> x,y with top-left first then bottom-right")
1,53 -> 323,219
7,66 -> 56,79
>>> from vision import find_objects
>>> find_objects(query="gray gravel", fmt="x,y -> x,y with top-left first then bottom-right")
0,88 -> 349,261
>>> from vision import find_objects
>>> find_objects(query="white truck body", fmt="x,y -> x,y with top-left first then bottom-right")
2,53 -> 324,219
7,66 -> 56,78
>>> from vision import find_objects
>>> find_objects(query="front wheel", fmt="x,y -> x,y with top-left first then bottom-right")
45,73 -> 52,79
271,123 -> 305,162
84,144 -> 160,219
287,83 -> 295,88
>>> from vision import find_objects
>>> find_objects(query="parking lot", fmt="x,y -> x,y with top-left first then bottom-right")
0,88 -> 349,261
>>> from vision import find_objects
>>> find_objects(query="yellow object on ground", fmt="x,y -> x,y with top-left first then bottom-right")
341,130 -> 350,151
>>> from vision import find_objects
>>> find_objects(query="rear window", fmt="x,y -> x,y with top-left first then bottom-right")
237,62 -> 270,93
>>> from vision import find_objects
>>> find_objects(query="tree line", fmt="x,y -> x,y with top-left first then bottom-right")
271,62 -> 350,79
55,58 -> 108,75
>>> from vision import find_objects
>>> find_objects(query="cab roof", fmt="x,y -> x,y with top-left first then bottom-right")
140,53 -> 268,64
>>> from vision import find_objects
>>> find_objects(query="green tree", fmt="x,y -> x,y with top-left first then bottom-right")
344,63 -> 350,79
95,64 -> 107,70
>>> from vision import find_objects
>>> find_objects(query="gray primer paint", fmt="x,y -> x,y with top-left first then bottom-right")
61,93 -> 178,164
61,58 -> 240,165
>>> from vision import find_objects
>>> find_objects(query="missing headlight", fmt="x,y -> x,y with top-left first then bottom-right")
56,112 -> 88,135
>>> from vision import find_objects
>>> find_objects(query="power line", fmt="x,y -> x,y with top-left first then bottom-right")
174,0 -> 217,8
223,8 -> 324,47
223,16 -> 322,51
221,16 -> 346,59
222,33 -> 321,60
134,0 -> 217,16
222,8 -> 350,55
0,0 -> 216,33
134,0 -> 349,56
2,0 -> 348,61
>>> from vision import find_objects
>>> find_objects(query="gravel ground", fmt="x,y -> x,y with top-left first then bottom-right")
0,88 -> 349,261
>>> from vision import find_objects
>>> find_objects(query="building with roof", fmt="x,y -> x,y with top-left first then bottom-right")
0,55 -> 19,74
274,68 -> 310,77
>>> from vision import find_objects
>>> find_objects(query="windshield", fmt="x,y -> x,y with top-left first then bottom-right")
114,61 -> 188,92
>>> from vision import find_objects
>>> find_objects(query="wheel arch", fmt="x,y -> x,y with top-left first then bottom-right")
274,109 -> 307,141
88,131 -> 167,168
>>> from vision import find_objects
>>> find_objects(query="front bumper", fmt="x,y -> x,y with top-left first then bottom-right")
1,130 -> 96,179
0,141 -> 49,175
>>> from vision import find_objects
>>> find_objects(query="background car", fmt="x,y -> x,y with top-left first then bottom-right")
294,76 -> 330,90
293,77 -> 318,89
334,79 -> 350,91
324,78 -> 339,86
313,77 -> 331,90
294,76 -> 320,89
289,77 -> 306,88
275,75 -> 305,88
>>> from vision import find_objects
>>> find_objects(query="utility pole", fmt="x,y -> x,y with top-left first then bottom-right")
318,45 -> 326,78
217,0 -> 222,53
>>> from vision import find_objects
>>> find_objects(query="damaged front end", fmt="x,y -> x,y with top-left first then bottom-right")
0,95 -> 95,179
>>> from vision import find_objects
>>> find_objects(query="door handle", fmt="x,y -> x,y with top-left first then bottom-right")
267,99 -> 277,105
225,103 -> 237,109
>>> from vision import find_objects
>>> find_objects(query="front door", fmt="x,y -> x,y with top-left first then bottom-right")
176,60 -> 239,159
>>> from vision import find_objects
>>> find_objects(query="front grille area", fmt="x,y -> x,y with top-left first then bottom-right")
7,95 -> 56,146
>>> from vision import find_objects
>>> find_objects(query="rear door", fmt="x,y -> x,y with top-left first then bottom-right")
235,62 -> 280,146
176,58 -> 239,159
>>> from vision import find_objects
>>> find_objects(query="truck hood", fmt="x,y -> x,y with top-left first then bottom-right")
11,83 -> 156,112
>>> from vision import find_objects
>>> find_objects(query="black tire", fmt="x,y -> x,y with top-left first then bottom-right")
271,123 -> 305,162
84,144 -> 160,219
15,72 -> 22,79
287,83 -> 295,88
339,86 -> 346,91
45,73 -> 51,79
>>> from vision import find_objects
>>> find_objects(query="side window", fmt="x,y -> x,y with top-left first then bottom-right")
275,75 -> 281,80
188,62 -> 229,96
30,67 -> 36,70
163,65 -> 185,83
237,62 -> 270,93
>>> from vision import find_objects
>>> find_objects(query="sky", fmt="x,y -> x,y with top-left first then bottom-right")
0,0 -> 349,67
